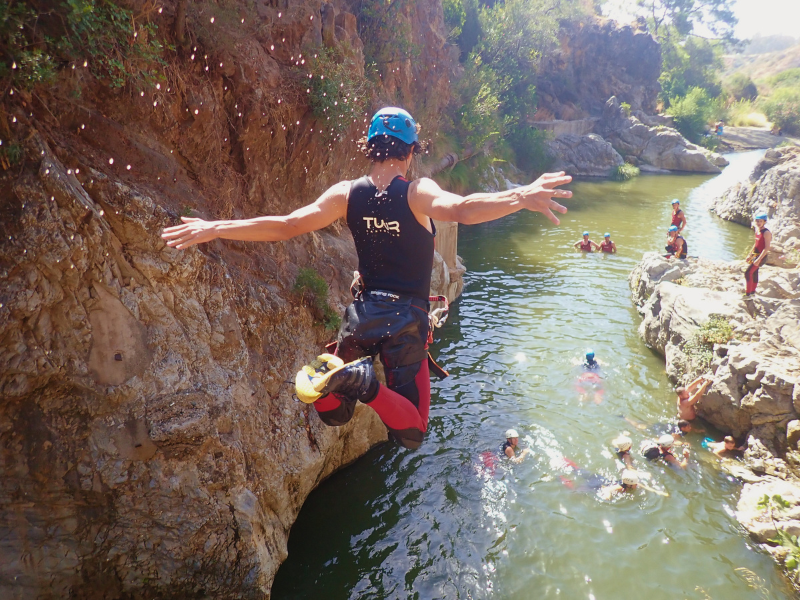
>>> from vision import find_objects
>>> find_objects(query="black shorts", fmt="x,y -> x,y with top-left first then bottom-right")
336,290 -> 430,369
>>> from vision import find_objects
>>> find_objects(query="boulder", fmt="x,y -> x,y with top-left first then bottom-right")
600,97 -> 728,174
545,133 -> 624,177
711,146 -> 800,246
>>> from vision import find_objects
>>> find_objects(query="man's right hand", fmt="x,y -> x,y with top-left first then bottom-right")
521,172 -> 572,224
162,217 -> 219,249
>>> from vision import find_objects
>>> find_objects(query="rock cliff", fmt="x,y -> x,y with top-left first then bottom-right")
0,0 -> 458,597
629,147 -> 800,580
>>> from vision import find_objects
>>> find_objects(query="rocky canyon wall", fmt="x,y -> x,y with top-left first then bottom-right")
629,149 -> 800,582
0,0 -> 457,597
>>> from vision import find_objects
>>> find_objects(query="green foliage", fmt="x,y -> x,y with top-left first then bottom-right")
758,494 -> 800,572
620,101 -> 632,117
305,47 -> 371,141
766,68 -> 800,90
610,163 -> 640,181
725,73 -> 758,101
0,0 -> 166,90
698,315 -> 734,345
506,126 -> 552,176
358,0 -> 420,71
725,100 -> 768,128
668,87 -> 715,143
0,142 -> 23,168
683,336 -> 714,373
294,267 -> 341,331
761,87 -> 800,136
635,0 -> 737,44
442,0 -> 467,40
659,37 -> 724,104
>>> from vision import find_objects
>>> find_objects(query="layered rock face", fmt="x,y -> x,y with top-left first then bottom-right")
0,0 -> 458,597
712,146 -> 800,252
630,147 -> 800,577
630,252 -> 800,575
536,18 -> 661,120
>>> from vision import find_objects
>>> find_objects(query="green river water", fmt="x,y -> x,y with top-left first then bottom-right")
272,150 -> 795,600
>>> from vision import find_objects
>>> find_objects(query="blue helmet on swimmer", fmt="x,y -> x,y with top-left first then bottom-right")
585,349 -> 595,360
583,231 -> 589,236
367,107 -> 419,145
668,225 -> 678,232
604,232 -> 610,238
671,199 -> 680,205
755,213 -> 768,221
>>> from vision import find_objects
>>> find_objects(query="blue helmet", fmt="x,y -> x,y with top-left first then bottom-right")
671,199 -> 680,205
668,225 -> 678,232
604,232 -> 610,238
755,213 -> 768,221
367,107 -> 419,145
586,349 -> 595,360
582,231 -> 589,236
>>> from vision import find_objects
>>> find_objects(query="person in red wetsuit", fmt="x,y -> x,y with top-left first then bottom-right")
600,232 -> 616,253
574,231 -> 600,252
671,199 -> 687,233
161,107 -> 572,450
665,226 -> 688,259
744,213 -> 772,297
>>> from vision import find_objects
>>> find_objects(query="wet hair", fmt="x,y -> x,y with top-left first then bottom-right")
678,420 -> 691,430
357,130 -> 428,163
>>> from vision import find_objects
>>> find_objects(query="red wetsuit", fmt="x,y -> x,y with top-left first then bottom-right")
600,240 -> 614,253
745,227 -> 769,294
671,209 -> 684,228
579,240 -> 593,252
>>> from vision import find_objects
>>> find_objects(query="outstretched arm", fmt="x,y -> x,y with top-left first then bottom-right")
409,172 -> 572,225
687,380 -> 711,407
590,241 -> 601,251
161,181 -> 350,249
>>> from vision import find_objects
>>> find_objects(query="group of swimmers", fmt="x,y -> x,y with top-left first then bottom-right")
574,232 -> 616,253
501,355 -> 747,499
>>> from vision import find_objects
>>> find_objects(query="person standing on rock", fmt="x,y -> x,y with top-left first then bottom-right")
670,199 -> 687,234
574,231 -> 600,252
744,213 -> 771,297
600,232 -> 616,253
161,106 -> 572,450
677,376 -> 712,421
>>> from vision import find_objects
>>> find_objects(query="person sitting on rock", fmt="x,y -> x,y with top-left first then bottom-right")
657,434 -> 690,469
613,434 -> 634,468
161,106 -> 573,450
665,229 -> 688,259
600,232 -> 617,253
574,231 -> 600,252
670,199 -> 687,233
744,213 -> 772,297
665,225 -> 678,255
503,428 -> 531,464
677,376 -> 712,420
707,436 -> 746,458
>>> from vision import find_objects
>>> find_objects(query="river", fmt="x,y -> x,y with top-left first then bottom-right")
272,151 -> 795,600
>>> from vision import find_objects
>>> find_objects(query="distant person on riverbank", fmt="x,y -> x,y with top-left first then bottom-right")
574,231 -> 600,252
715,121 -> 724,137
613,434 -> 634,467
707,436 -> 746,458
677,376 -> 712,420
600,232 -> 617,253
745,213 -> 772,297
161,106 -> 573,451
671,199 -> 687,233
503,429 -> 530,463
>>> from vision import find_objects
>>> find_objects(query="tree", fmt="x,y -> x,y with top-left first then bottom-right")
636,0 -> 737,44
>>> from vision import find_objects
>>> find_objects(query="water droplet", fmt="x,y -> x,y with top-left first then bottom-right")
108,158 -> 114,165
126,165 -> 131,170
210,17 -> 215,23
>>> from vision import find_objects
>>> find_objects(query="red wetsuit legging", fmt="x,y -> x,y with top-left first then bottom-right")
745,228 -> 769,294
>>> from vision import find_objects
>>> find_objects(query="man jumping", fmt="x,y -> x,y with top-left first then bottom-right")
162,107 -> 572,449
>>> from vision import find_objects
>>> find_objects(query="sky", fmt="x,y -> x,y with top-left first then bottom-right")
603,0 -> 800,40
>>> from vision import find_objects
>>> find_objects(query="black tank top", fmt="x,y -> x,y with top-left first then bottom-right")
347,175 -> 435,300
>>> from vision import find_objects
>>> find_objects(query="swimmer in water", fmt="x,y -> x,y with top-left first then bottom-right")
503,429 -> 530,464
599,469 -> 639,500
574,231 -> 600,252
613,434 -> 634,468
656,434 -> 690,469
707,436 -> 746,458
576,350 -> 603,403
583,349 -> 599,369
600,232 -> 617,253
